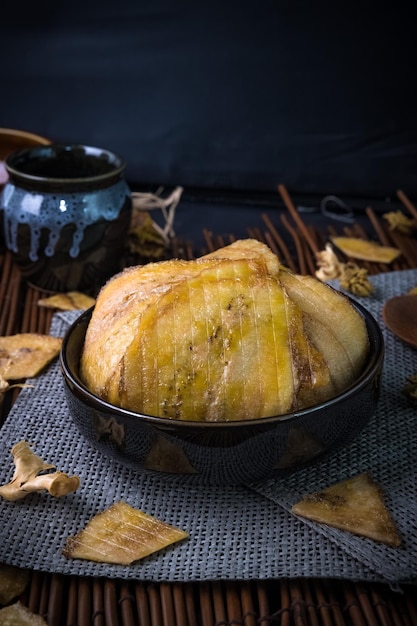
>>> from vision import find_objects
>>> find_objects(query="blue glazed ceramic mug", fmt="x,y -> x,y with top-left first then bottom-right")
0,144 -> 132,293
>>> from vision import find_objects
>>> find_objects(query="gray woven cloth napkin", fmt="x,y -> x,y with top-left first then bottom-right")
0,269 -> 416,584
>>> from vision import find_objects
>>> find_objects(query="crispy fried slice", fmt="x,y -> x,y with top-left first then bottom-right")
37,291 -> 95,311
292,472 -> 402,547
0,334 -> 62,381
202,238 -> 280,275
0,564 -> 30,605
120,258 -> 298,420
330,237 -> 401,264
80,258 -> 226,397
0,601 -> 47,625
62,501 -> 188,564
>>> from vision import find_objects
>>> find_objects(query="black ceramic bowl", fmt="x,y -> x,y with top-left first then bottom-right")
60,300 -> 384,484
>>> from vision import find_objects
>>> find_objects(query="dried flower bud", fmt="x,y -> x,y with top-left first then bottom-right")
383,211 -> 416,235
339,263 -> 374,297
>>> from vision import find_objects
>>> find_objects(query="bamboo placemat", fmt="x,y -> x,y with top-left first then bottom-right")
1,186 -> 417,625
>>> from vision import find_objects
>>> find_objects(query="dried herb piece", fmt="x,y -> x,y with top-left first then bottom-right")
315,244 -> 344,281
383,211 -> 416,235
0,441 -> 80,501
339,263 -> 374,297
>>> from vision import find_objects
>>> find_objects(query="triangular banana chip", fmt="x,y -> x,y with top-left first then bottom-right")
292,472 -> 402,547
331,237 -> 400,264
0,601 -> 47,625
37,291 -> 95,311
0,564 -> 30,605
0,334 -> 62,381
62,501 -> 188,564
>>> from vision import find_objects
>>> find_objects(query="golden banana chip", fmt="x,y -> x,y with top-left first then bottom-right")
331,237 -> 401,264
0,333 -> 62,380
63,501 -> 188,565
37,291 -> 95,311
0,564 -> 30,605
292,472 -> 401,547
0,334 -> 62,381
0,601 -> 47,625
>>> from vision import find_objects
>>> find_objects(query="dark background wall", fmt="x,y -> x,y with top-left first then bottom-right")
1,1 -> 416,200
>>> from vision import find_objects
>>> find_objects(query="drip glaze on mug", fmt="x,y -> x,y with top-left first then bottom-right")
0,144 -> 132,293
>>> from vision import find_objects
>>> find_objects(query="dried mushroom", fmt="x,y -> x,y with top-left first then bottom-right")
0,441 -> 80,501
315,244 -> 344,281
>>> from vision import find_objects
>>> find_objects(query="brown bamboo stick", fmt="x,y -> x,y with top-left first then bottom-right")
211,581 -> 227,625
202,229 -> 216,253
278,184 -> 320,254
119,581 -> 136,626
172,583 -> 191,626
280,213 -> 308,275
404,589 -> 417,626
310,579 -> 334,626
354,583 -> 380,626
148,583 -> 164,626
77,577 -> 92,626
183,583 -> 198,626
257,581 -> 271,626
279,579 -> 292,626
240,581 -> 257,626
365,207 -> 405,272
103,580 -> 120,626
160,582 -> 176,626
225,581 -> 243,624
199,582 -> 215,626
46,574 -> 65,626
93,577 -> 105,626
261,212 -> 297,272
288,579 -> 309,626
370,586 -> 393,626
342,582 -> 367,626
26,570 -> 43,616
388,230 -> 417,269
322,580 -> 346,626
66,576 -> 78,626
299,579 -> 320,626
397,189 -> 417,221
134,582 -> 152,626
